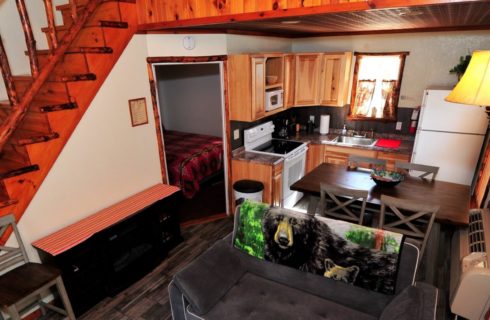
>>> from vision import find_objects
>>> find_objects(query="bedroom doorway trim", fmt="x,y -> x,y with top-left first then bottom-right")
146,55 -> 232,215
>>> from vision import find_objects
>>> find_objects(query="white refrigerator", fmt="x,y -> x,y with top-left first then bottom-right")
412,89 -> 488,186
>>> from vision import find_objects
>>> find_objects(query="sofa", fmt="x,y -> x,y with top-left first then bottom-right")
168,207 -> 438,320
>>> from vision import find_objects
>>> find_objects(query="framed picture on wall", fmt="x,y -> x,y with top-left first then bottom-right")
128,98 -> 148,126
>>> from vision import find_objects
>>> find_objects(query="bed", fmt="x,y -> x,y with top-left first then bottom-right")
164,130 -> 224,199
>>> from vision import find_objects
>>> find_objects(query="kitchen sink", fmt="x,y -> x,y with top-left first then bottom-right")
332,136 -> 377,146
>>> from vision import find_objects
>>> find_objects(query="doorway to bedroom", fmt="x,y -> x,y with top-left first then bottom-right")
153,61 -> 228,225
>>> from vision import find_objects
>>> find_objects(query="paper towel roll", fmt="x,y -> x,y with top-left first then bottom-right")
320,115 -> 330,135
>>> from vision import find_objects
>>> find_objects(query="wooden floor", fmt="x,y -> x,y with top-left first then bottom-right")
75,217 -> 233,320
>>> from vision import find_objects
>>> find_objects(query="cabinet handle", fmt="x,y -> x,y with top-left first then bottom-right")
72,265 -> 80,272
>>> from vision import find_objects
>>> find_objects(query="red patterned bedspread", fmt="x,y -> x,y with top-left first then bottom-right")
164,130 -> 223,199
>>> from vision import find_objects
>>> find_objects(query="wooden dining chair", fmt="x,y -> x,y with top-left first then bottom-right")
348,155 -> 387,170
0,215 -> 75,320
395,161 -> 439,180
379,195 -> 439,259
319,183 -> 369,225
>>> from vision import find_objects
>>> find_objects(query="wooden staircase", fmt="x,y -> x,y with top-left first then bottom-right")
0,0 -> 137,243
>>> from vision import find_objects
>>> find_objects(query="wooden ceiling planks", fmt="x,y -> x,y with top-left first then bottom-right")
136,0 -> 490,37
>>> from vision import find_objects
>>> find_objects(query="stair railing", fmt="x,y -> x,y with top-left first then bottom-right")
43,0 -> 58,51
0,0 -> 103,152
0,38 -> 18,106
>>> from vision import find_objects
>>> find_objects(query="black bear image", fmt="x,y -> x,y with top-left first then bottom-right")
263,208 -> 400,294
262,208 -> 315,271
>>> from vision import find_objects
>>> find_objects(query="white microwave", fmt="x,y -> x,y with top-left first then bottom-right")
265,89 -> 283,111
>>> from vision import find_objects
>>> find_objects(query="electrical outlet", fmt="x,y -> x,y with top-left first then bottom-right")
233,129 -> 240,140
309,115 -> 315,122
396,121 -> 402,131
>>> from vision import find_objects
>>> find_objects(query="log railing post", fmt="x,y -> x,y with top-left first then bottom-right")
15,0 -> 39,77
0,36 -> 19,105
69,0 -> 79,22
42,0 -> 58,51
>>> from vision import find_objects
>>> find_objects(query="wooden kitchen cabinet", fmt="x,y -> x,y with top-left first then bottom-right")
251,56 -> 266,119
284,54 -> 296,108
324,145 -> 377,166
306,143 -> 325,174
294,52 -> 352,107
294,53 -> 321,106
377,151 -> 410,171
231,159 -> 283,209
318,52 -> 353,106
228,54 -> 285,122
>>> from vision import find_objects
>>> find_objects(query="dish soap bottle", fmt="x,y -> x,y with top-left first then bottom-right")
341,124 -> 347,136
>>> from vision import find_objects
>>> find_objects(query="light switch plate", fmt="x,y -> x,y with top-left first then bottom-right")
396,121 -> 402,131
234,129 -> 240,140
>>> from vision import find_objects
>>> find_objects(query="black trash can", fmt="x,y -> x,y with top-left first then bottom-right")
233,180 -> 264,205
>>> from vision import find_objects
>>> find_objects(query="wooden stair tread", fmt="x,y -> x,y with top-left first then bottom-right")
14,73 -> 96,83
33,47 -> 113,55
12,129 -> 59,145
31,101 -> 78,113
0,159 -> 39,179
0,197 -> 18,209
57,0 -> 135,10
42,20 -> 128,33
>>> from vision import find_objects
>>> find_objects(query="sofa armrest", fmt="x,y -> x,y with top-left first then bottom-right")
380,282 -> 438,320
172,239 -> 247,315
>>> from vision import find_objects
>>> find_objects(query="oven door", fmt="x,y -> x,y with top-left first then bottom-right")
282,146 -> 307,208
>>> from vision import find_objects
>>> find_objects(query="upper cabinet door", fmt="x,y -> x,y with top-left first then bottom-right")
251,57 -> 266,119
319,52 -> 353,107
294,54 -> 321,106
284,54 -> 296,108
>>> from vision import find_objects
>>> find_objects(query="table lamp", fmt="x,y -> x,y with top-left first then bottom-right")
446,50 -> 490,118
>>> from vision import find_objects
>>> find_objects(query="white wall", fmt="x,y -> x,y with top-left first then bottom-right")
17,35 -> 162,262
156,64 -> 223,137
227,34 -> 292,53
146,34 -> 228,56
293,31 -> 490,107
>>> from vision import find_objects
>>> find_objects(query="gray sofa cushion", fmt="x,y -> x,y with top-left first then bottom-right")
172,239 -> 247,315
380,282 -> 438,320
235,244 -> 392,317
197,272 -> 377,320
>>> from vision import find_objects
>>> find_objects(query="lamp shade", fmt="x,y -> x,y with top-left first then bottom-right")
446,50 -> 490,106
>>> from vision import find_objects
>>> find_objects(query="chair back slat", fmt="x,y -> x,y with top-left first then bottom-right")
379,195 -> 439,258
320,183 -> 368,225
348,155 -> 386,170
0,214 -> 28,273
395,161 -> 439,180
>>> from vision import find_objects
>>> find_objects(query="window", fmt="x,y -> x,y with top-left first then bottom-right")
348,52 -> 409,121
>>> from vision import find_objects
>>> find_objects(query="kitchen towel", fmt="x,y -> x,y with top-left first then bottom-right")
320,115 -> 330,135
375,139 -> 402,149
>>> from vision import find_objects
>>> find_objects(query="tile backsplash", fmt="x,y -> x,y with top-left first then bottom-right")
230,105 -> 416,150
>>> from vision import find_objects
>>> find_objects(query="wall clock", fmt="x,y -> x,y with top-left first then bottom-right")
182,36 -> 196,50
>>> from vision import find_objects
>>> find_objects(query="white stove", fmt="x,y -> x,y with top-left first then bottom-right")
244,121 -> 308,208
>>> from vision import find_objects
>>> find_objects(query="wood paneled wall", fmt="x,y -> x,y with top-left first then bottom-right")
137,0 -> 366,25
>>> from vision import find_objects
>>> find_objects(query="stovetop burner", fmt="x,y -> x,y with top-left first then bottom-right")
252,139 -> 304,155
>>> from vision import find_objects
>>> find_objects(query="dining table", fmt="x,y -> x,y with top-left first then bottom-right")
290,163 -> 471,227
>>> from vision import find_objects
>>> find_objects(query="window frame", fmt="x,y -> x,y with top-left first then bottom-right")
348,52 -> 409,122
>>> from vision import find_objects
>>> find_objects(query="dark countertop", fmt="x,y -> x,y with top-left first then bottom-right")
291,131 -> 414,155
232,130 -> 414,164
232,147 -> 284,166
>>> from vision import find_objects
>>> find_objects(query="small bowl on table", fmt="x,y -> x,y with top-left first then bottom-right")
371,169 -> 404,187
